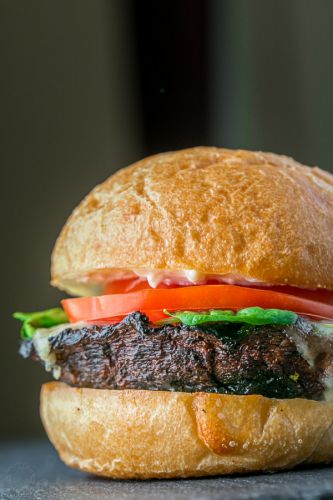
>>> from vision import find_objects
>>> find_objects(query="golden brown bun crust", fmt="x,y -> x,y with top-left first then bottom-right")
51,147 -> 333,294
41,382 -> 333,479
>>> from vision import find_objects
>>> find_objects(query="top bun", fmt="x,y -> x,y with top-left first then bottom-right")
51,147 -> 333,295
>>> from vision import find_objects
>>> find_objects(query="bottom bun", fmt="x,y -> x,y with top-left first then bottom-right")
41,382 -> 333,479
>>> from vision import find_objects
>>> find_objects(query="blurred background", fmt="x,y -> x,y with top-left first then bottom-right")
1,0 -> 333,438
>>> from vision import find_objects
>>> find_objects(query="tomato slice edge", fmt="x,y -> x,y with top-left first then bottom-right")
62,285 -> 333,323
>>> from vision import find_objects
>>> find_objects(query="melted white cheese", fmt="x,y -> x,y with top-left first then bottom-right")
287,332 -> 315,368
33,329 -> 57,372
32,322 -> 87,379
287,323 -> 333,402
324,377 -> 333,402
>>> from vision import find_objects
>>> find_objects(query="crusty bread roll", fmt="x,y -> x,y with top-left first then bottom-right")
51,147 -> 333,295
45,149 -> 333,479
41,382 -> 333,479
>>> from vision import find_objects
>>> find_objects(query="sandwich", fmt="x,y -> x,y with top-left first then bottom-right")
15,147 -> 333,479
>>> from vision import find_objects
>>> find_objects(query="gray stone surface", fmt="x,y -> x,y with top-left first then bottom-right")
0,440 -> 333,500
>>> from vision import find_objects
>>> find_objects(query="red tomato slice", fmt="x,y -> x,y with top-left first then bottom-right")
259,285 -> 333,306
104,279 -> 333,305
62,284 -> 333,323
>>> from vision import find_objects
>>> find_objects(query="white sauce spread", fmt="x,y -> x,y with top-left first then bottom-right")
74,269 -> 271,293
129,270 -> 269,288
67,270 -> 272,295
62,270 -> 273,296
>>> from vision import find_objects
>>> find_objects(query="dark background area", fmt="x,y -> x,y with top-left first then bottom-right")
1,0 -> 333,438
